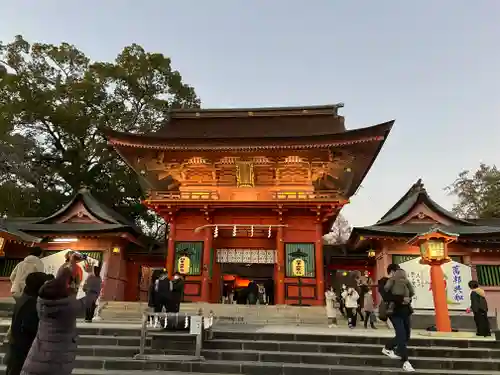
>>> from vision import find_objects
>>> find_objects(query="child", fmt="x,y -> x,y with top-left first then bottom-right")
341,285 -> 359,328
383,268 -> 414,315
324,287 -> 338,328
362,285 -> 376,329
468,280 -> 491,337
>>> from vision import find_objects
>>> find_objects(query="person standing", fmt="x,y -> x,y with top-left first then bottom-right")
264,278 -> 274,305
247,280 -> 258,305
169,272 -> 184,313
57,251 -> 84,296
83,266 -> 102,322
10,248 -> 45,299
362,285 -> 376,329
5,248 -> 45,344
342,284 -> 359,328
5,272 -> 53,375
379,264 -> 415,372
468,280 -> 491,337
338,284 -> 347,317
20,265 -> 100,375
153,270 -> 172,313
325,286 -> 338,328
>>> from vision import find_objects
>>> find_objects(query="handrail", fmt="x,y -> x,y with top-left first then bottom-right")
135,311 -> 214,359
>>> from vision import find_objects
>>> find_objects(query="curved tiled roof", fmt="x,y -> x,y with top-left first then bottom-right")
104,121 -> 394,151
376,179 -> 471,225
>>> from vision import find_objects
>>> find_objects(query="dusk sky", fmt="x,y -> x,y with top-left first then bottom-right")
2,1 -> 499,227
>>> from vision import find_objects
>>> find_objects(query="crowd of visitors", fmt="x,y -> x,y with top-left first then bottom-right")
5,249 -> 101,375
3,246 -> 491,375
326,264 -> 491,373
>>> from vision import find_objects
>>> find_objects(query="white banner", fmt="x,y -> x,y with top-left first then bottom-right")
399,257 -> 471,310
216,249 -> 276,264
42,250 -> 99,299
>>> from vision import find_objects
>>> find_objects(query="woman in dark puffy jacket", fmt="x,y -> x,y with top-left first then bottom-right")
5,272 -> 53,375
20,259 -> 99,375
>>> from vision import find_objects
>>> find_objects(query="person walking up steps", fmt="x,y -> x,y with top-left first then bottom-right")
379,264 -> 415,372
325,286 -> 338,328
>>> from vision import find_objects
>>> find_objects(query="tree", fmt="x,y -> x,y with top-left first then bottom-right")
323,214 -> 352,244
446,163 -> 500,219
0,35 -> 200,238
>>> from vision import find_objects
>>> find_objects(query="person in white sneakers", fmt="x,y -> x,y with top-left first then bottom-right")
378,264 -> 415,372
341,283 -> 359,328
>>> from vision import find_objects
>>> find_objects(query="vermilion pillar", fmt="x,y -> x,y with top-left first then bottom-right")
201,227 -> 213,302
276,226 -> 285,305
315,223 -> 325,303
430,262 -> 452,332
166,220 -> 176,277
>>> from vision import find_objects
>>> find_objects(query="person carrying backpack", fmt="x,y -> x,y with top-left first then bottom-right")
379,264 -> 415,372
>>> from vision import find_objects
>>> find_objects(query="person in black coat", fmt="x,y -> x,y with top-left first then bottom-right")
468,280 -> 491,337
169,272 -> 184,313
5,272 -> 53,375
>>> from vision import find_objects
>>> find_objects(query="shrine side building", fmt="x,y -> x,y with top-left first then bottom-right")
105,104 -> 393,305
349,179 -> 500,311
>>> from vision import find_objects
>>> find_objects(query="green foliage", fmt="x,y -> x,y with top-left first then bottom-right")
0,35 -> 200,238
446,163 -> 500,219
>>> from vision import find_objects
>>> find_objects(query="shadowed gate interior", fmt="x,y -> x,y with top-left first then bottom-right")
218,257 -> 275,304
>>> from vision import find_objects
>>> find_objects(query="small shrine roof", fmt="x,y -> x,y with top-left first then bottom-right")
376,179 -> 471,225
4,188 -> 142,238
348,179 -> 500,246
0,220 -> 42,243
352,223 -> 500,237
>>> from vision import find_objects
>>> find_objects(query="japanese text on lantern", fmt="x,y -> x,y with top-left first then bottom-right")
452,264 -> 464,302
177,256 -> 191,275
407,271 -> 422,301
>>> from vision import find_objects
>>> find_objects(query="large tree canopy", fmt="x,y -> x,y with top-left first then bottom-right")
446,163 -> 500,219
0,35 -> 200,237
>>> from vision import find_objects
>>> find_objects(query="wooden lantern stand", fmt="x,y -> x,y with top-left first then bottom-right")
407,228 -> 459,333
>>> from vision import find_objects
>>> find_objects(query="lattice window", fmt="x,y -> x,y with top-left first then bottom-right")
477,265 -> 500,287
0,258 -> 21,277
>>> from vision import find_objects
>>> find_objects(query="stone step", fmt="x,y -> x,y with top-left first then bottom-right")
211,331 -> 499,349
1,355 -> 498,375
0,365 -> 238,375
204,339 -> 500,359
202,348 -> 500,372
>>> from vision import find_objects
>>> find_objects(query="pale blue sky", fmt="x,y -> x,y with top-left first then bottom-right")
2,1 -> 499,227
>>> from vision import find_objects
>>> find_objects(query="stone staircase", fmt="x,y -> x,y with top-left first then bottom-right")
99,302 -> 334,325
0,322 -> 498,374
98,302 -> 497,331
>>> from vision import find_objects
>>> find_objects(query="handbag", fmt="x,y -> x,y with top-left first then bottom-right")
378,301 -> 388,322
